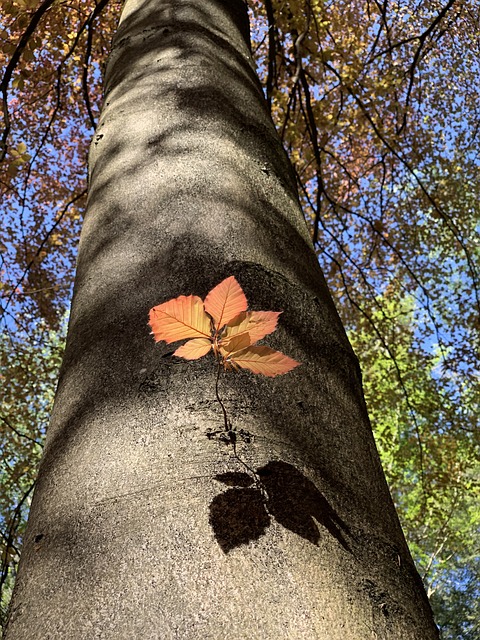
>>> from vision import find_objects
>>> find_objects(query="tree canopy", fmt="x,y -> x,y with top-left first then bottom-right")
1,1 -> 479,636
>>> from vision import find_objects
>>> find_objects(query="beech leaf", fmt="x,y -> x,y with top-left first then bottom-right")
226,346 -> 301,377
219,333 -> 251,355
149,294 -> 211,343
223,310 -> 281,345
174,338 -> 212,360
204,276 -> 248,330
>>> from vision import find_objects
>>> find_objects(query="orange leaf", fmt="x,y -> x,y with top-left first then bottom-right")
225,346 -> 301,377
149,295 -> 211,343
223,310 -> 281,345
174,338 -> 212,360
204,276 -> 247,330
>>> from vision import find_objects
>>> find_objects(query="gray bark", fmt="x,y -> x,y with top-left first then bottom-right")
5,0 -> 438,638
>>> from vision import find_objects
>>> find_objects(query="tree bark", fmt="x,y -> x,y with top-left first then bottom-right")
5,1 -> 439,638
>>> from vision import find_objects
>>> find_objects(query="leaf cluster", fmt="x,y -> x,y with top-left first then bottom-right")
149,276 -> 300,376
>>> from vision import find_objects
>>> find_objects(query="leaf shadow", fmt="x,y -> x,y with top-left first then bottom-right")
209,487 -> 270,553
209,461 -> 351,554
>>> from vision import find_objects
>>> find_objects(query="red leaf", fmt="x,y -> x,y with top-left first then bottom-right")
225,346 -> 301,377
174,338 -> 212,360
204,276 -> 247,330
149,295 -> 211,343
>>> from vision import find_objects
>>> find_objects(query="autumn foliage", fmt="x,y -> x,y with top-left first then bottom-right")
149,276 -> 300,377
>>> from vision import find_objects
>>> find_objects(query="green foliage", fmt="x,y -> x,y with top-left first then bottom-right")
431,555 -> 480,640
349,289 -> 479,639
0,320 -> 65,627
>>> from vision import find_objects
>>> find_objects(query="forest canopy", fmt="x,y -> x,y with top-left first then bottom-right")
1,1 -> 479,637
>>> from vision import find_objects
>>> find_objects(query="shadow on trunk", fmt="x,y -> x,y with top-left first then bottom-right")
210,460 -> 351,553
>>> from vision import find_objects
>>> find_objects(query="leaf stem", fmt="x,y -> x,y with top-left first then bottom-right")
213,363 -> 268,501
215,361 -> 229,431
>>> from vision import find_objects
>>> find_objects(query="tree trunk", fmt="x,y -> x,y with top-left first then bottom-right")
5,1 -> 438,638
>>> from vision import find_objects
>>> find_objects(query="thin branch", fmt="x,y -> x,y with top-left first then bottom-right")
298,68 -> 325,244
264,0 -> 277,110
82,0 -> 111,130
0,187 -> 87,327
280,10 -> 311,141
398,0 -> 458,133
0,415 -> 43,448
322,59 -> 480,316
0,482 -> 36,599
367,0 -> 457,64
0,0 -> 56,162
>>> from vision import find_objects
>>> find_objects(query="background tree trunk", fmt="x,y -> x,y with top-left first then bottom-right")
5,0 -> 439,637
